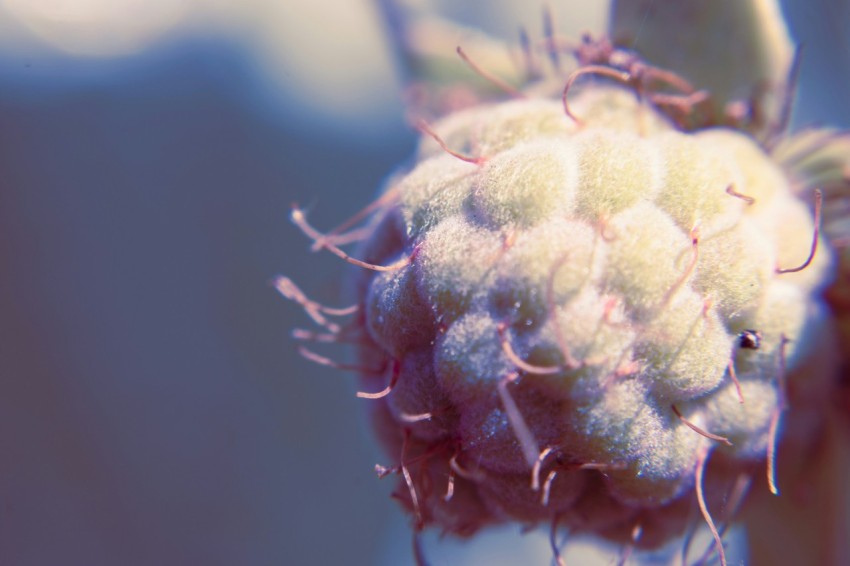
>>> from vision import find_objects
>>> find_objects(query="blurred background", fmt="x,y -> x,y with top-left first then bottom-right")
0,1 -> 846,565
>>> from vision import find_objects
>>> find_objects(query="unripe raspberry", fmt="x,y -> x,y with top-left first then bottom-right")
282,24 -> 844,562
330,82 -> 833,552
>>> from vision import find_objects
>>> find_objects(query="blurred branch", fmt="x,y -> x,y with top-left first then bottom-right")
372,0 -> 526,115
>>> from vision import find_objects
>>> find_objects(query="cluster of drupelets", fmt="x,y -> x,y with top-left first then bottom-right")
280,33 -> 830,566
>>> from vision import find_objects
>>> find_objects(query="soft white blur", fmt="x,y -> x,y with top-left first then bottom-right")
0,0 -> 404,141
240,0 -> 403,140
377,520 -> 749,566
1,0 -> 192,56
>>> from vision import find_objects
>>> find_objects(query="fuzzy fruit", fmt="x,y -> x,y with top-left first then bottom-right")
310,80 -> 835,552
